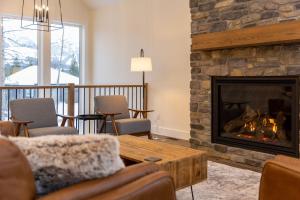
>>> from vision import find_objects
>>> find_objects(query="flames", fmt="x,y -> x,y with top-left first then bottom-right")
225,105 -> 287,142
244,122 -> 256,132
263,118 -> 278,133
243,117 -> 278,134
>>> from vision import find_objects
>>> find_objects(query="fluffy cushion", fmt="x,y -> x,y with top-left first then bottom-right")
9,135 -> 125,195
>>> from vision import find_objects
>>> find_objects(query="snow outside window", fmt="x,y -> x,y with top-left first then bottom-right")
1,17 -> 82,86
2,18 -> 38,85
51,25 -> 80,85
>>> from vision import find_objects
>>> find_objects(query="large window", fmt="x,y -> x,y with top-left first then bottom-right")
51,25 -> 80,84
1,17 -> 82,86
2,18 -> 38,85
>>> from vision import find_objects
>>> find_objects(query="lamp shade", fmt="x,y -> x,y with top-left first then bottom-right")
131,57 -> 153,72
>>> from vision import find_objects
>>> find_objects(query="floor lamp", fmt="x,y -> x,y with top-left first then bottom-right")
131,49 -> 153,110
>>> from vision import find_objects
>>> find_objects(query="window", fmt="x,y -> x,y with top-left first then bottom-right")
2,17 -> 38,85
0,17 -> 82,86
51,25 -> 81,85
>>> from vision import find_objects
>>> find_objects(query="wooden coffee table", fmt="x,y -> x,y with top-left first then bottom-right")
118,135 -> 207,191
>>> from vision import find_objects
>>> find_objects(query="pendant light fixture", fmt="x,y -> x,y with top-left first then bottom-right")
21,0 -> 64,32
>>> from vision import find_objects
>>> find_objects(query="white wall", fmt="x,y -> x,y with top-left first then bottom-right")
91,0 -> 191,140
0,0 -> 93,83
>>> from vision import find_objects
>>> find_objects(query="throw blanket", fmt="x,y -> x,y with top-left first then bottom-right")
9,135 -> 125,195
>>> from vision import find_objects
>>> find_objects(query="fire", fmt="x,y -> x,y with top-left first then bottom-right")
263,118 -> 278,133
242,117 -> 278,135
244,122 -> 256,132
272,123 -> 278,133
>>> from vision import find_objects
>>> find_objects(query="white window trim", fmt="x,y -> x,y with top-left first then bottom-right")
0,13 -> 84,86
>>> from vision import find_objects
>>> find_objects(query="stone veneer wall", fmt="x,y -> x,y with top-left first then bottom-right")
190,0 -> 300,167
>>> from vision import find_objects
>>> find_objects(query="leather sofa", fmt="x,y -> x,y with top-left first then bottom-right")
259,155 -> 300,200
0,121 -> 16,136
0,138 -> 176,200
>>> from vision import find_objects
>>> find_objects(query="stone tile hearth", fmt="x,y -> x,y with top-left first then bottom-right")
190,0 -> 300,167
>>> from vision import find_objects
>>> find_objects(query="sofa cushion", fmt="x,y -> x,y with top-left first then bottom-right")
106,118 -> 151,134
9,135 -> 125,195
28,127 -> 78,137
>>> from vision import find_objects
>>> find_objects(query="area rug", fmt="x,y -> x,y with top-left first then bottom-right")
176,161 -> 261,200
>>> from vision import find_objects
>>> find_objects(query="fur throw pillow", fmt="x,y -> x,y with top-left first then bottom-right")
9,135 -> 125,195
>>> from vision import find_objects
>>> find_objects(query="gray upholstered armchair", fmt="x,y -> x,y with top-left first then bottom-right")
10,98 -> 78,137
94,95 -> 153,139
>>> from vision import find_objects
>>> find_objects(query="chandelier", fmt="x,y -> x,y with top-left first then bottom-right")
21,0 -> 64,32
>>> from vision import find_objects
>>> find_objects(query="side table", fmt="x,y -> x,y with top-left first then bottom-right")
76,114 -> 106,134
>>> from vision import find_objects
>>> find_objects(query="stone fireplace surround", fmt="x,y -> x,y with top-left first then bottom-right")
190,0 -> 300,167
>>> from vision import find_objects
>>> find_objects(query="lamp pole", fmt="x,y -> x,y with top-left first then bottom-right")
140,49 -> 146,110
140,49 -> 145,87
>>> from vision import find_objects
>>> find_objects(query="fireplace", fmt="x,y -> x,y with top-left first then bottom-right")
212,76 -> 299,157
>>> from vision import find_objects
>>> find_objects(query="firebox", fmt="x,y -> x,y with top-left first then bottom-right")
212,76 -> 299,157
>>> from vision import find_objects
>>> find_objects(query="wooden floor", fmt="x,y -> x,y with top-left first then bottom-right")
151,134 -> 262,173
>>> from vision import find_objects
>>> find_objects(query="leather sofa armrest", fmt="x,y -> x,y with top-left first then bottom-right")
272,155 -> 300,172
0,121 -> 17,137
39,163 -> 159,200
259,155 -> 300,200
89,171 -> 176,200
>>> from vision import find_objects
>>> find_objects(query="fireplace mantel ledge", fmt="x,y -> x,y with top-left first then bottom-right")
192,20 -> 300,51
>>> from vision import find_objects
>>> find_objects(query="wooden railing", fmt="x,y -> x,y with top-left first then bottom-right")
0,83 -> 147,134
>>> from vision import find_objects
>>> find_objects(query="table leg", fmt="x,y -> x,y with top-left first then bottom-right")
83,120 -> 85,135
190,185 -> 194,200
104,117 -> 107,133
96,119 -> 105,134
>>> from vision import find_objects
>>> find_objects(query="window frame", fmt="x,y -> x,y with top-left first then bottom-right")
0,13 -> 84,86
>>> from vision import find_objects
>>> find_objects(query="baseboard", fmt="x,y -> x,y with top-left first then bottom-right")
151,125 -> 190,140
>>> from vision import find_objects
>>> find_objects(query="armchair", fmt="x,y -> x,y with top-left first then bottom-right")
10,98 -> 78,137
94,95 -> 153,139
259,155 -> 300,200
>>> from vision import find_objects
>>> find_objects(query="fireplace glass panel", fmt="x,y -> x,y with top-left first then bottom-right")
219,84 -> 293,148
212,77 -> 299,157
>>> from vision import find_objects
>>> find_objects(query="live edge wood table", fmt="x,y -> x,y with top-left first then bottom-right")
118,135 -> 208,197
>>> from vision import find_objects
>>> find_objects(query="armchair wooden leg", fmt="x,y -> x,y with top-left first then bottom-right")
133,111 -> 139,119
69,118 -> 75,127
15,124 -> 21,137
111,116 -> 119,136
24,126 -> 30,138
147,132 -> 153,140
61,118 -> 67,127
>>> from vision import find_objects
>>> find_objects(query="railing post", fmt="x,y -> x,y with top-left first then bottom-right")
68,83 -> 75,126
144,83 -> 148,118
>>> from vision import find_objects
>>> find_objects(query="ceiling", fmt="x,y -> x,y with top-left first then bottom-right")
82,0 -> 120,9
